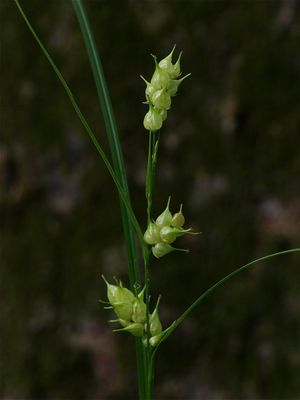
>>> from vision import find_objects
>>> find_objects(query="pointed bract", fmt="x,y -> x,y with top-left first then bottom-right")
113,322 -> 144,337
140,75 -> 156,99
160,226 -> 192,244
167,74 -> 191,97
170,51 -> 182,79
138,286 -> 146,301
109,318 -> 130,328
171,204 -> 185,228
151,61 -> 171,90
150,296 -> 162,336
156,197 -> 172,227
158,45 -> 176,74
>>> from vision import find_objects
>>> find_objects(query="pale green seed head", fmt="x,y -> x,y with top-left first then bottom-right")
159,226 -> 178,244
160,225 -> 192,244
145,83 -> 156,99
152,242 -> 174,258
159,109 -> 167,122
132,298 -> 147,324
150,316 -> 162,337
113,301 -> 133,321
140,75 -> 156,99
156,197 -> 172,227
151,89 -> 171,111
143,106 -> 163,131
138,286 -> 146,302
167,80 -> 180,97
171,204 -> 185,228
149,332 -> 164,347
144,222 -> 161,245
171,52 -> 182,79
158,46 -> 183,80
102,276 -> 135,321
150,296 -> 162,337
104,281 -> 119,304
149,321 -> 177,346
158,45 -> 176,75
117,287 -> 136,303
151,62 -> 171,90
102,276 -> 135,305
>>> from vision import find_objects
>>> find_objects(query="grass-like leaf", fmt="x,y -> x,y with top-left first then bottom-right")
14,0 -> 147,397
152,248 -> 300,353
71,0 -> 141,287
146,248 -> 300,394
71,1 -> 147,397
13,0 -> 144,247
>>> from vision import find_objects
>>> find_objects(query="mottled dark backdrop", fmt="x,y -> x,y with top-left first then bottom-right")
1,1 -> 300,399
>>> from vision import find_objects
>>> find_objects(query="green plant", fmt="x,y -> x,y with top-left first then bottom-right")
14,1 -> 300,398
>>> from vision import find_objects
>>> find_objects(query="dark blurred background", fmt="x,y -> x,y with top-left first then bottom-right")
1,0 -> 300,399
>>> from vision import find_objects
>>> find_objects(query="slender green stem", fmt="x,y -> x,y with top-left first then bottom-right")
146,132 -> 153,224
144,129 -> 161,398
147,354 -> 156,399
144,131 -> 153,397
145,131 -> 154,352
135,337 -> 146,399
145,131 -> 160,226
143,248 -> 152,400
151,133 -> 160,188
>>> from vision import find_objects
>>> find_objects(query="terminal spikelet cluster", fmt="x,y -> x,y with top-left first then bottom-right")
141,46 -> 190,132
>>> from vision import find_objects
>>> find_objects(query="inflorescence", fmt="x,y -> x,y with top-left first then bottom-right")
144,197 -> 198,258
102,48 -> 197,344
141,46 -> 190,132
102,276 -> 166,346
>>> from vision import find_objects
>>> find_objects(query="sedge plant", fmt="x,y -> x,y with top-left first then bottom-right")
14,0 -> 300,398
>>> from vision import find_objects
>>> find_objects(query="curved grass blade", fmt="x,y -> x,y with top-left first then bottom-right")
146,247 -> 300,394
13,0 -> 145,249
70,1 -> 146,397
154,248 -> 300,349
71,0 -> 141,288
14,1 -> 147,397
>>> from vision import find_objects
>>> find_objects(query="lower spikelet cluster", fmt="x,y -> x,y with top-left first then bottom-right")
102,276 -> 167,347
